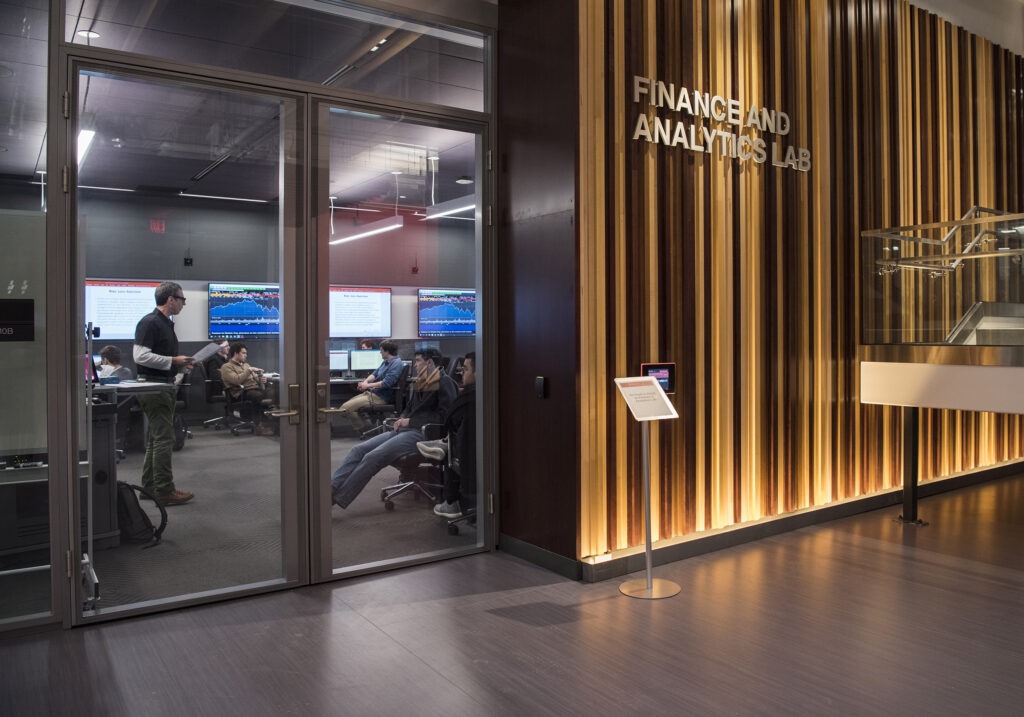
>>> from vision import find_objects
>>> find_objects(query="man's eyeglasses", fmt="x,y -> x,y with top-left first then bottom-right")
172,295 -> 186,302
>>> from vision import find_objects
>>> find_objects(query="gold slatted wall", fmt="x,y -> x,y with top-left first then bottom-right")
578,0 -> 1024,559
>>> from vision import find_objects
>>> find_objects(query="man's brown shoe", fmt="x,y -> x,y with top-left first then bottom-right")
157,490 -> 194,506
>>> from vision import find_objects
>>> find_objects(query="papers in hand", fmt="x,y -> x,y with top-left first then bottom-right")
192,341 -> 226,364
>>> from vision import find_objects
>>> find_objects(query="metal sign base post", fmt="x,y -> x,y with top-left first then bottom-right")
620,421 -> 681,599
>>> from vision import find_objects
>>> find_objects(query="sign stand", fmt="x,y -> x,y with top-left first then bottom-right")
614,376 -> 681,600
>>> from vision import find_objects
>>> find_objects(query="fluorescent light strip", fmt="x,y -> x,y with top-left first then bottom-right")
330,215 -> 403,245
79,185 -> 135,193
272,0 -> 484,48
77,129 -> 95,165
178,192 -> 269,204
422,196 -> 475,221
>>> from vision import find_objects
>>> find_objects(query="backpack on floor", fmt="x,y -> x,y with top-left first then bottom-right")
116,481 -> 167,546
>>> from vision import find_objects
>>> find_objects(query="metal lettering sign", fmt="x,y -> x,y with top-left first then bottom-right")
631,76 -> 812,172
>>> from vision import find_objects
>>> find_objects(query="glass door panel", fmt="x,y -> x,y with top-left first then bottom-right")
311,103 -> 484,575
73,67 -> 303,618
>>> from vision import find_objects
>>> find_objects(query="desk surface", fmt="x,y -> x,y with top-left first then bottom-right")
264,375 -> 363,385
92,381 -> 177,398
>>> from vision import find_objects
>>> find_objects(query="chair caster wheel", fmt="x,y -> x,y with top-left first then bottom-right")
384,500 -> 395,512
447,524 -> 459,536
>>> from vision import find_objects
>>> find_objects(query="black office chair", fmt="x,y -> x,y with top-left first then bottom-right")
172,375 -> 193,451
222,386 -> 263,436
446,356 -> 464,380
202,363 -> 266,435
359,363 -> 411,439
380,423 -> 446,511
200,363 -> 231,430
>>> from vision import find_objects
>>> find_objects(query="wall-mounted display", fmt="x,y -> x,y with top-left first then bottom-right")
208,282 -> 280,339
329,286 -> 392,338
84,279 -> 161,340
417,288 -> 476,337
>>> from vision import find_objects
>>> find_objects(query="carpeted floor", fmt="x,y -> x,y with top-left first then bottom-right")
0,424 -> 476,619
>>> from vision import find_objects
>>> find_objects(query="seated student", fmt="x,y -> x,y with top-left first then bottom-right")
97,345 -> 133,381
337,339 -> 404,434
203,341 -> 230,380
331,348 -> 455,509
219,342 -> 274,436
424,352 -> 476,519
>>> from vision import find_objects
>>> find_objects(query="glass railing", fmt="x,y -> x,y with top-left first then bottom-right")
862,207 -> 1024,346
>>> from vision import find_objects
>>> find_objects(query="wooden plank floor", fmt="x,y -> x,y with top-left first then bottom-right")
2,473 -> 1023,716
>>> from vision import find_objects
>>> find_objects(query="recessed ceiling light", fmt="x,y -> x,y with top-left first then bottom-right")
455,176 -> 474,185
77,30 -> 101,39
391,170 -> 402,175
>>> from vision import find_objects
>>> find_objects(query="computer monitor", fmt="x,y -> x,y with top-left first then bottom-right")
328,350 -> 349,372
350,349 -> 380,372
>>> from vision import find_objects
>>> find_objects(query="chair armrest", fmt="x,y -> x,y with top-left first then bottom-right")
420,423 -> 445,440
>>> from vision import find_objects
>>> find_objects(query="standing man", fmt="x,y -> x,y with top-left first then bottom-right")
338,338 -> 404,434
133,281 -> 195,505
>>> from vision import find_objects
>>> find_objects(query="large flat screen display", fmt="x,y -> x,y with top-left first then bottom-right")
329,286 -> 392,338
84,279 -> 161,340
417,288 -> 476,337
208,282 -> 280,339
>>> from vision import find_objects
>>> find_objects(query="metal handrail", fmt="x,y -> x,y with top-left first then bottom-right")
861,206 -> 1016,245
867,207 -> 1024,278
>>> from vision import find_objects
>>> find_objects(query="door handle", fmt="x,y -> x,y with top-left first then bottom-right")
268,383 -> 301,424
315,382 -> 345,420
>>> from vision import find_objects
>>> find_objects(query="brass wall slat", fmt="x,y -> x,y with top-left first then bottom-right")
577,0 -> 610,560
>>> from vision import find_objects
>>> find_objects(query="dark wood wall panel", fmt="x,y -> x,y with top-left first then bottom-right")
577,0 -> 1024,559
497,0 -> 581,558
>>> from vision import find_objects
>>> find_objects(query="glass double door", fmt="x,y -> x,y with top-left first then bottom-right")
71,64 -> 483,623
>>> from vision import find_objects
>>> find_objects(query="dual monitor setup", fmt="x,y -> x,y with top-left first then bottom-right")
84,280 -> 477,341
328,348 -> 383,375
